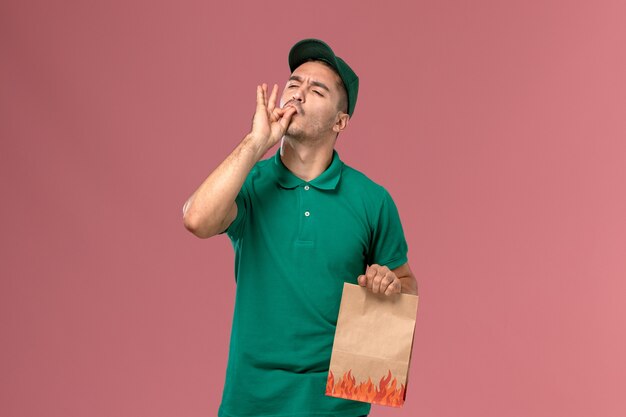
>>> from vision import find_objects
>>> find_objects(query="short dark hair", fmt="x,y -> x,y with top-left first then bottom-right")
303,58 -> 348,114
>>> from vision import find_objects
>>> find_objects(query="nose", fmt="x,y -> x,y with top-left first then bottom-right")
292,85 -> 306,103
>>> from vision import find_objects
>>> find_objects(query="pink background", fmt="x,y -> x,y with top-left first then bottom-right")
2,1 -> 625,416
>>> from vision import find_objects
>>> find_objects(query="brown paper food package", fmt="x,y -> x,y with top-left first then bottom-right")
325,283 -> 419,408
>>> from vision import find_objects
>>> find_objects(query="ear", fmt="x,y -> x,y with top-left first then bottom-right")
332,113 -> 350,133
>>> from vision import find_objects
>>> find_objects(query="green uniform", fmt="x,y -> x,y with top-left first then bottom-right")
218,149 -> 408,417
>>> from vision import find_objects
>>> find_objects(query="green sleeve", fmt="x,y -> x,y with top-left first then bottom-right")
367,189 -> 409,270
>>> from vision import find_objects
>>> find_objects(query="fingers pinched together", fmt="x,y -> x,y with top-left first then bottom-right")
255,83 -> 296,135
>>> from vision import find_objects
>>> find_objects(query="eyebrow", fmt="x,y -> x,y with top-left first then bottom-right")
289,75 -> 330,92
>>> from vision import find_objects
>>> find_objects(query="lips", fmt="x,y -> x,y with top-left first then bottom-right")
283,100 -> 302,115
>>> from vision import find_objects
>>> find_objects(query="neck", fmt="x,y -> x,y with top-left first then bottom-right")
280,136 -> 336,181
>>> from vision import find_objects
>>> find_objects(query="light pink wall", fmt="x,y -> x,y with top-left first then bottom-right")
2,1 -> 625,416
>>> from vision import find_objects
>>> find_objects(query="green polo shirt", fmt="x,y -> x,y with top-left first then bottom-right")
218,149 -> 408,417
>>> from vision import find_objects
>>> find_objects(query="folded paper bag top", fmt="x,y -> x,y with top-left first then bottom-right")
325,283 -> 419,408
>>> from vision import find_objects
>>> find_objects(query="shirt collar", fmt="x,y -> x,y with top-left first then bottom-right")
273,148 -> 343,190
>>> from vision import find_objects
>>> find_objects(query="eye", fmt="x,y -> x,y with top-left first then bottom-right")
313,90 -> 324,96
287,84 -> 299,89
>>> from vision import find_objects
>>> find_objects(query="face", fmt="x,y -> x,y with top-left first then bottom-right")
279,61 -> 348,140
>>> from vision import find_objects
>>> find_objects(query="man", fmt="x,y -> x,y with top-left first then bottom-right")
183,38 -> 417,417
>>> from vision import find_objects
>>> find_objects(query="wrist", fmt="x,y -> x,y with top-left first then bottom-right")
242,133 -> 271,160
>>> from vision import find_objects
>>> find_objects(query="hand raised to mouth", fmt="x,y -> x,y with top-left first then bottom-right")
282,99 -> 303,115
248,83 -> 297,153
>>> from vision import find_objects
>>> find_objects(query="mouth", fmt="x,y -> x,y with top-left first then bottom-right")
283,100 -> 303,115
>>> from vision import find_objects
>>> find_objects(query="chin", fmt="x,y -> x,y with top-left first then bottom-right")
286,124 -> 306,139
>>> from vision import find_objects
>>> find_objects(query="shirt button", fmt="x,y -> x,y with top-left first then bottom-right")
304,211 -> 310,217
304,185 -> 310,190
